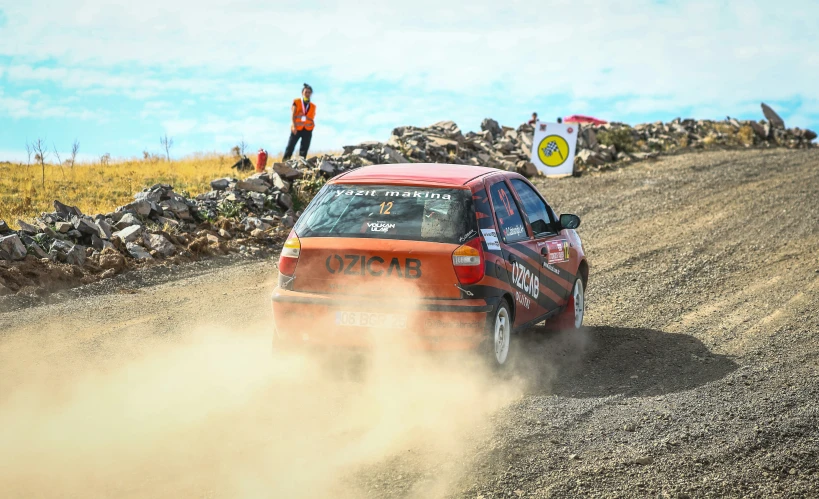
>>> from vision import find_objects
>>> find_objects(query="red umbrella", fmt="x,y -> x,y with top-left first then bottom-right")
564,115 -> 608,125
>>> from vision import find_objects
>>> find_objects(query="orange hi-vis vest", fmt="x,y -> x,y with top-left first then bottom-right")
292,98 -> 316,131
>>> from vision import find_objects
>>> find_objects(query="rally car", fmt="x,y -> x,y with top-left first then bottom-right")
271,163 -> 588,367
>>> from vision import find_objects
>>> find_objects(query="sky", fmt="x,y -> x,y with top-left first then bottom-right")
0,0 -> 817,162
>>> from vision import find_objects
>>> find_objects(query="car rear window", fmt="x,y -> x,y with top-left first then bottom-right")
295,184 -> 477,244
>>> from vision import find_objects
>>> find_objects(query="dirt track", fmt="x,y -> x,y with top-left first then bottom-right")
1,148 -> 818,498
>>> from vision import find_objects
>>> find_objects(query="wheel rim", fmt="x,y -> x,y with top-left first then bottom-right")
573,279 -> 585,328
494,306 -> 511,364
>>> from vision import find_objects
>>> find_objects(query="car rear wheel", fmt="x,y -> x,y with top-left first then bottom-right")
487,300 -> 515,368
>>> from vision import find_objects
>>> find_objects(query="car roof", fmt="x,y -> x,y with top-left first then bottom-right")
330,163 -> 500,186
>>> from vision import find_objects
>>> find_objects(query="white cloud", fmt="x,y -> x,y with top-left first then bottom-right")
1,0 -> 816,105
1,0 -> 817,157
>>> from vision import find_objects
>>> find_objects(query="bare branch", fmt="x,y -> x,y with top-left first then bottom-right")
70,139 -> 79,168
53,143 -> 65,179
25,140 -> 32,167
160,132 -> 174,162
32,138 -> 48,187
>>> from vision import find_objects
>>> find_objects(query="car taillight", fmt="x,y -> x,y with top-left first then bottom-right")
278,231 -> 300,276
452,237 -> 485,285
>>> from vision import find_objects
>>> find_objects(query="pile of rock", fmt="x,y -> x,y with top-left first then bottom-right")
574,103 -> 816,171
0,170 -> 304,296
304,118 -> 539,178
304,102 -> 815,176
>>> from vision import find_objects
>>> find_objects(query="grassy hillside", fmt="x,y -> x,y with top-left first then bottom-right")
0,152 -> 282,228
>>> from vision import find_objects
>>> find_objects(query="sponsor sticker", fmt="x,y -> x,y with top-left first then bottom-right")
325,254 -> 422,278
542,261 -> 561,275
515,290 -> 532,310
332,189 -> 452,200
480,229 -> 501,251
459,229 -> 477,243
511,261 -> 540,299
504,224 -> 526,238
545,240 -> 571,264
367,221 -> 396,233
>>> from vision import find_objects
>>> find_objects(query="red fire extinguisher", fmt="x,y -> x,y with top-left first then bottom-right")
255,148 -> 268,172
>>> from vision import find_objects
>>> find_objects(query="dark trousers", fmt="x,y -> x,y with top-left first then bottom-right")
283,129 -> 312,160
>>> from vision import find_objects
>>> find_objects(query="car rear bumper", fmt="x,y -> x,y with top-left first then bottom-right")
271,287 -> 493,351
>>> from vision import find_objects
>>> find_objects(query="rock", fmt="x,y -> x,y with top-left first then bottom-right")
635,456 -> 654,465
282,214 -> 296,228
805,129 -> 817,141
275,192 -> 293,210
318,161 -> 337,176
16,220 -> 40,234
210,178 -> 232,191
250,228 -> 266,238
481,118 -> 502,139
0,234 -> 27,260
516,161 -> 538,178
54,200 -> 83,218
97,219 -> 113,239
569,454 -> 580,461
270,173 -> 290,193
382,145 -> 408,163
73,217 -> 101,236
122,199 -> 152,216
126,242 -> 153,261
272,162 -> 303,180
577,149 -> 607,167
56,221 -> 72,233
749,121 -> 768,139
115,213 -> 142,229
26,242 -> 48,259
0,220 -> 9,233
236,178 -> 270,193
99,268 -> 117,279
218,229 -> 232,239
65,244 -> 86,266
113,225 -> 143,243
761,103 -> 785,129
142,233 -> 176,257
160,197 -> 192,220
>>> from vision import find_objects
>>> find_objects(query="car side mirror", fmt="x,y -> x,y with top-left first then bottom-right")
559,213 -> 581,230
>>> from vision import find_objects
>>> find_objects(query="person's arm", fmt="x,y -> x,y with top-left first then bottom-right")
290,102 -> 297,133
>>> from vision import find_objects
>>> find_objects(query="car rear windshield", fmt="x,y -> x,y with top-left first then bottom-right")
295,184 -> 477,244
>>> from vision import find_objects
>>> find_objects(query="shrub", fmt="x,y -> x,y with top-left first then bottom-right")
738,125 -> 755,146
597,127 -> 635,153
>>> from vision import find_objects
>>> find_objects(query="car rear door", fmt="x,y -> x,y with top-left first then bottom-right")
509,178 -> 575,308
484,174 -> 547,325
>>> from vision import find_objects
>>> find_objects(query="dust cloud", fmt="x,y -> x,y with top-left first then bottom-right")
0,299 -> 545,498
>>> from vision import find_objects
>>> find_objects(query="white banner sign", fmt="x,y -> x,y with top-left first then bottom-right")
530,122 -> 578,177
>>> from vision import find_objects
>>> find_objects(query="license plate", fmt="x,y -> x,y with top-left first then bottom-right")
335,311 -> 408,329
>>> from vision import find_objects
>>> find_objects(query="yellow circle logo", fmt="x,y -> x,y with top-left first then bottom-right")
537,135 -> 570,167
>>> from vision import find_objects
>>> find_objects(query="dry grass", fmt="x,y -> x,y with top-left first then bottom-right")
0,151 -> 340,228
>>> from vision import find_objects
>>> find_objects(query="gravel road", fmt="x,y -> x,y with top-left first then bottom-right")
1,148 -> 817,498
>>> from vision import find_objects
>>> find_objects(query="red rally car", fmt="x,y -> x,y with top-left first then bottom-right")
271,163 -> 588,367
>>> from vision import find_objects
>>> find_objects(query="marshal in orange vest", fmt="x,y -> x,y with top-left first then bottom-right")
292,98 -> 316,131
